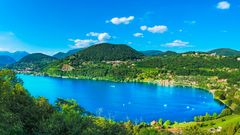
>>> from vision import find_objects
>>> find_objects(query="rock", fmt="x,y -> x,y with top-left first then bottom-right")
61,64 -> 74,71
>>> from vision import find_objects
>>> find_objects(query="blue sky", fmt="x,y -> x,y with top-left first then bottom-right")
0,0 -> 239,54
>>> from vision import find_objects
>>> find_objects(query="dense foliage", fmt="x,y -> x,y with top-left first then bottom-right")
67,43 -> 144,62
209,48 -> 240,56
9,53 -> 57,72
52,52 -> 67,59
140,50 -> 163,56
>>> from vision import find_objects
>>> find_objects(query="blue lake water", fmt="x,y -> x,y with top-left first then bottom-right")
18,74 -> 225,123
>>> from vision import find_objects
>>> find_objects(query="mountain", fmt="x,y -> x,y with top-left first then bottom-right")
53,52 -> 67,59
208,48 -> 240,56
67,43 -> 144,61
67,48 -> 82,56
10,53 -> 57,71
53,49 -> 82,59
182,51 -> 208,54
0,55 -> 16,66
159,51 -> 178,56
140,50 -> 163,56
19,53 -> 56,63
0,51 -> 29,61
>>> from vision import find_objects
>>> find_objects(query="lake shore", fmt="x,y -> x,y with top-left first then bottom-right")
18,72 -> 226,124
17,71 -> 227,111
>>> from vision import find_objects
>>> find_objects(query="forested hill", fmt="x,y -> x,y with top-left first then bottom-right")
52,52 -> 67,59
18,53 -> 56,63
67,43 -> 144,61
10,53 -> 57,72
208,48 -> 240,56
140,50 -> 163,56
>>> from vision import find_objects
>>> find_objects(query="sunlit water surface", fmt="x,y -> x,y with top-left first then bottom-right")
18,74 -> 225,123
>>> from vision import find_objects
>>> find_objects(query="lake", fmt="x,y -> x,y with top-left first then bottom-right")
18,74 -> 225,123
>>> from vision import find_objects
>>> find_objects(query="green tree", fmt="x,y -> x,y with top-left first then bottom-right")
163,120 -> 171,129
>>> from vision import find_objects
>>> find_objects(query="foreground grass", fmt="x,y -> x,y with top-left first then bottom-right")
174,114 -> 240,130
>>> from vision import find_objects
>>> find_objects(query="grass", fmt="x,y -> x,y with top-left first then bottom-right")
173,114 -> 240,131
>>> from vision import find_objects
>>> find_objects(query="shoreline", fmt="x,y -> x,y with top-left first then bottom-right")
18,71 -> 227,109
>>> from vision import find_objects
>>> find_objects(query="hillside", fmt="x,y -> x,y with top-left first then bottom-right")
159,51 -> 178,56
53,52 -> 67,59
68,43 -> 143,62
0,56 -> 16,66
140,50 -> 163,56
53,48 -> 82,59
0,51 -> 29,61
11,53 -> 57,72
208,48 -> 240,56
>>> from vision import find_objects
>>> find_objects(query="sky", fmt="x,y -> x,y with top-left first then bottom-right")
0,0 -> 239,55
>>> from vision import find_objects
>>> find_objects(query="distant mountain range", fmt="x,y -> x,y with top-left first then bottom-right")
0,55 -> 16,66
52,49 -> 82,59
4,43 -> 240,73
142,48 -> 240,57
208,48 -> 240,56
2,44 -> 240,69
0,51 -> 29,61
140,50 -> 163,56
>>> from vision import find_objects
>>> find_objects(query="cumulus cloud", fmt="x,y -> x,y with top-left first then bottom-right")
107,16 -> 134,25
133,33 -> 144,37
217,1 -> 230,9
69,39 -> 97,48
148,25 -> 168,33
86,32 -> 111,42
98,33 -> 111,42
140,25 -> 168,33
70,32 -> 111,48
163,40 -> 190,47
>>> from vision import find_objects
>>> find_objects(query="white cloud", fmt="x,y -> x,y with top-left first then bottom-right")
133,33 -> 144,37
69,39 -> 97,48
86,32 -> 99,37
86,32 -> 111,42
217,1 -> 230,9
140,25 -> 168,33
107,16 -> 134,25
70,32 -> 111,48
163,40 -> 190,47
98,33 -> 111,42
140,26 -> 147,31
147,25 -> 168,33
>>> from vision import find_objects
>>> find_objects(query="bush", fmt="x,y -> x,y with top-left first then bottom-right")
219,108 -> 232,117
